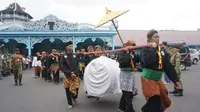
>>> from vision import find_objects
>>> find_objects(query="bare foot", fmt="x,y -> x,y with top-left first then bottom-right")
68,105 -> 73,109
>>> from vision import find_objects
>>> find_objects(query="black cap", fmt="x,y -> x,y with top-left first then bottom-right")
66,41 -> 73,46
162,41 -> 167,46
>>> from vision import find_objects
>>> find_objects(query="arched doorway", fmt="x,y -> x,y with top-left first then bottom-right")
76,38 -> 108,51
0,40 -> 6,54
32,38 -> 65,55
1,39 -> 27,56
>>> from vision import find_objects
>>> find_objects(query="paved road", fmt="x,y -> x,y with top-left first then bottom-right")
0,63 -> 200,112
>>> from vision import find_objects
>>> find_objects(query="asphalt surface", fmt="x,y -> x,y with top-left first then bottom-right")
0,63 -> 200,112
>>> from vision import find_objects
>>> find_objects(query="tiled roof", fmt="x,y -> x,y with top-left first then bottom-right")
0,3 -> 33,19
114,30 -> 200,46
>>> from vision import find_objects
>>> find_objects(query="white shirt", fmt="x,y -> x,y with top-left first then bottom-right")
32,56 -> 41,67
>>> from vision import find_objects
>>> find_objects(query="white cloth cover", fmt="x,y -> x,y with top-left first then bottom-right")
84,56 -> 121,97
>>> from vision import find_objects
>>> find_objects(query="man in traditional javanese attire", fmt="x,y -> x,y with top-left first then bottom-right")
77,48 -> 86,80
32,52 -> 42,78
11,48 -> 23,86
49,49 -> 60,84
41,51 -> 49,81
41,52 -> 45,78
118,40 -> 139,112
94,45 -> 102,58
84,46 -> 95,66
60,41 -> 80,109
140,29 -> 180,112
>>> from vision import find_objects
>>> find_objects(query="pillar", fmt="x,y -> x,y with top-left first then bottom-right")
112,36 -> 115,50
28,36 -> 31,56
73,36 -> 75,53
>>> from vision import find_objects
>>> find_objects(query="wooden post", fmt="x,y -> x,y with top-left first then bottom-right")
111,20 -> 124,45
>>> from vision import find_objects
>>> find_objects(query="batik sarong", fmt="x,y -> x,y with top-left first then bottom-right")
63,76 -> 81,96
141,77 -> 172,111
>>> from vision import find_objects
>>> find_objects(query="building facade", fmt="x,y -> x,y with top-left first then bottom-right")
1,2 -> 200,56
0,3 -> 117,56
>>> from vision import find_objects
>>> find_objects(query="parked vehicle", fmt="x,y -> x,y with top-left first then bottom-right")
189,49 -> 199,64
198,50 -> 200,60
164,41 -> 192,71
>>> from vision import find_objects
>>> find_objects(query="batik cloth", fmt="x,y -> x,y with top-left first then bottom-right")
120,70 -> 137,93
63,76 -> 81,96
141,77 -> 172,111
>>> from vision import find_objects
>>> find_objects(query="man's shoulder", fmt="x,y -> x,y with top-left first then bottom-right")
141,48 -> 152,52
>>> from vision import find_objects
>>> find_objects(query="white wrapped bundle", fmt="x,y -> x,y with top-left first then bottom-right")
84,56 -> 121,97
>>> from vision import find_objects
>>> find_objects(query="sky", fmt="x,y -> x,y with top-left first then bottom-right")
0,0 -> 200,30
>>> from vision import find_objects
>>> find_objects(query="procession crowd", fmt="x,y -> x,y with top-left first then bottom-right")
0,29 -> 183,112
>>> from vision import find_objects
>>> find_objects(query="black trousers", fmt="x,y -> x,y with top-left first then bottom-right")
41,69 -> 45,78
141,95 -> 163,112
65,88 -> 79,105
42,68 -> 48,80
119,90 -> 135,112
53,70 -> 59,83
26,64 -> 29,69
47,70 -> 52,81
79,71 -> 84,80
